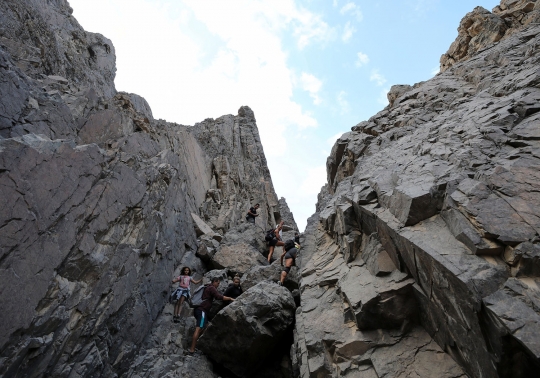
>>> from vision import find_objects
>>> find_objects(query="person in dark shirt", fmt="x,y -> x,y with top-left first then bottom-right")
279,244 -> 298,286
267,221 -> 285,263
245,203 -> 260,224
294,232 -> 301,246
224,276 -> 243,299
188,278 -> 234,354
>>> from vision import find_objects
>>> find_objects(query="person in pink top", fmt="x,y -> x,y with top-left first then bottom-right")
171,267 -> 201,322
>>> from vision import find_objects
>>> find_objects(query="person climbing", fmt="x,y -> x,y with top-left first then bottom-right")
267,220 -> 285,263
294,232 -> 301,248
171,267 -> 201,323
188,277 -> 234,354
245,203 -> 260,224
224,276 -> 243,299
279,239 -> 298,286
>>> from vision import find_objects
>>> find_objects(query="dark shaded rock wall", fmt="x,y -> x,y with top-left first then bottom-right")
0,1 -> 287,377
294,1 -> 540,377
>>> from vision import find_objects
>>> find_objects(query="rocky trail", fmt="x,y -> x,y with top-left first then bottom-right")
1,0 -> 540,377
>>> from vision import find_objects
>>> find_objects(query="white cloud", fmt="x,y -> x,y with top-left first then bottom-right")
431,66 -> 440,76
337,91 -> 350,114
70,0 -> 321,153
342,21 -> 356,42
378,87 -> 390,106
409,0 -> 437,15
333,0 -> 338,7
293,11 -> 336,49
370,69 -> 387,86
355,51 -> 369,67
298,165 -> 327,195
340,2 -> 363,21
299,72 -> 323,105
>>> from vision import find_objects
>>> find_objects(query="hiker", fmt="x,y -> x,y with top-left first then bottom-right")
188,277 -> 234,354
224,276 -> 243,299
245,203 -> 260,224
279,239 -> 298,285
171,267 -> 201,322
294,232 -> 301,248
266,220 -> 285,263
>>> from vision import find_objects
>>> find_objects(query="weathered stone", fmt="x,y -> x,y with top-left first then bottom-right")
361,233 -> 397,276
241,261 -> 300,292
197,282 -> 296,377
211,242 -> 268,275
339,266 -> 417,330
387,84 -> 413,107
0,3 -> 289,376
295,4 -> 540,376
513,242 -> 540,277
191,213 -> 222,242
370,327 -> 467,378
440,6 -> 507,72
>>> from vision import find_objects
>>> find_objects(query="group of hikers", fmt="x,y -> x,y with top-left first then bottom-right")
170,203 -> 300,355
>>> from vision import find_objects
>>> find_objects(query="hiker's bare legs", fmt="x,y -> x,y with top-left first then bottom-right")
269,241 -> 285,263
190,327 -> 202,352
267,246 -> 275,263
174,301 -> 180,317
178,296 -> 186,316
280,258 -> 294,284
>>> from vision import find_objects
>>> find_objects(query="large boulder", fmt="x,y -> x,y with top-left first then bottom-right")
197,282 -> 296,377
339,266 -> 417,330
241,261 -> 300,292
211,242 -> 268,275
191,213 -> 222,242
219,222 -> 268,253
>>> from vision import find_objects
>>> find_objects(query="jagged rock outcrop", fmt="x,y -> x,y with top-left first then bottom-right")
279,197 -> 299,231
198,282 -> 296,378
294,1 -> 540,377
440,0 -> 540,72
0,1 -> 293,377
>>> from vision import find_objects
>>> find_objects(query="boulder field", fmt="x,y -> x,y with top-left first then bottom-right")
1,0 -> 540,377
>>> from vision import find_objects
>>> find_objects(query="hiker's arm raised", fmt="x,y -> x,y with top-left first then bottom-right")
191,278 -> 202,284
171,276 -> 179,283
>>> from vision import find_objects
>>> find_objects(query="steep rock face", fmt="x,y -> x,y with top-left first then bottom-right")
294,2 -> 540,377
0,1 -> 289,377
0,0 -> 116,99
440,0 -> 540,72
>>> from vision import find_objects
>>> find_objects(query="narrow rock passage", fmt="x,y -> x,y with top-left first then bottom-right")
1,1 -> 540,378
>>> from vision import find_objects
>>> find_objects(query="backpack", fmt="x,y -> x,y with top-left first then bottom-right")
189,284 -> 209,308
284,239 -> 295,252
265,228 -> 277,242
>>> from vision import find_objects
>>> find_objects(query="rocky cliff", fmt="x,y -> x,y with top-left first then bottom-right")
2,0 -> 540,377
293,1 -> 540,377
0,1 -> 295,377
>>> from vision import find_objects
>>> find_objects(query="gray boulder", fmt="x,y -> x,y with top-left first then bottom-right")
211,242 -> 268,275
198,282 -> 296,377
241,261 -> 300,292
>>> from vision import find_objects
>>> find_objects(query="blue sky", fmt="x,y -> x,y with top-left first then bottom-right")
70,0 -> 498,230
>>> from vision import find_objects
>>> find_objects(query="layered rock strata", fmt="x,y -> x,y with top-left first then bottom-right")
294,1 -> 540,377
0,0 -> 296,377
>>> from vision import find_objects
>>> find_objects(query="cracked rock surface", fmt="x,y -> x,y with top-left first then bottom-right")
293,1 -> 540,377
0,1 -> 297,377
